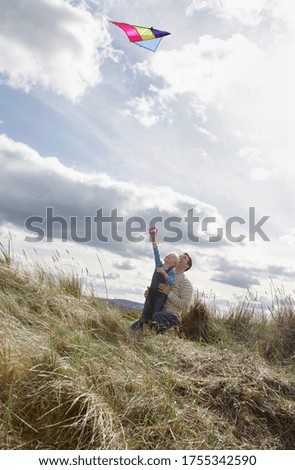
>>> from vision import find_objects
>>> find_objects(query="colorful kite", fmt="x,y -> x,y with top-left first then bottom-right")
110,21 -> 171,52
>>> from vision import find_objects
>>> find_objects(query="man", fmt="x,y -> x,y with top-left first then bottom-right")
153,252 -> 193,333
131,251 -> 193,333
130,226 -> 178,329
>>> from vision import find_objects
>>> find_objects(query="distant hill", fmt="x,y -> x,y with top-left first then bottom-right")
108,298 -> 143,312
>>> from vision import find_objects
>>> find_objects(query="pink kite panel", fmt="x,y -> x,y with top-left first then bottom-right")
111,22 -> 142,42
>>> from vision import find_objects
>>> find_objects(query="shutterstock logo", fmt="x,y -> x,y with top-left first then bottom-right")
24,207 -> 270,243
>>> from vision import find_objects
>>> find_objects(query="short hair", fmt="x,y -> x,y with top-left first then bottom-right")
184,252 -> 192,271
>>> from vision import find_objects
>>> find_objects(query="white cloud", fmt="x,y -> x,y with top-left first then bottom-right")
185,0 -> 292,29
2,133 -> 295,302
250,167 -> 274,181
124,96 -> 162,128
0,0 -> 114,101
0,133 -> 228,301
238,147 -> 263,164
196,126 -> 218,142
279,228 -> 295,245
130,23 -> 292,193
133,34 -> 265,109
0,133 -> 221,249
113,260 -> 135,270
195,147 -> 210,159
186,0 -> 266,25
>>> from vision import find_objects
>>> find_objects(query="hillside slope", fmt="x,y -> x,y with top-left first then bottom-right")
0,256 -> 294,450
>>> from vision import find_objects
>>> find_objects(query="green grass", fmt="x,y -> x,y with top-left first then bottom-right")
0,247 -> 294,450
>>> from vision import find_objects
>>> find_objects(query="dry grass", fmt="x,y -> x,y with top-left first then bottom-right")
180,298 -> 210,341
0,248 -> 295,449
180,294 -> 295,366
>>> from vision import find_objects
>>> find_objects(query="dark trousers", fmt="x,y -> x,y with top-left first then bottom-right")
130,310 -> 179,332
153,311 -> 180,333
141,291 -> 167,322
141,270 -> 168,321
130,271 -> 168,330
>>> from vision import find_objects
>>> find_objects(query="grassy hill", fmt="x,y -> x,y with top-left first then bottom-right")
0,246 -> 295,450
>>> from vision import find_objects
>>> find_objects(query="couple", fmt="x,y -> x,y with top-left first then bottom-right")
130,227 -> 193,333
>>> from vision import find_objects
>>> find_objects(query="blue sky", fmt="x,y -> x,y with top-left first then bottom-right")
0,0 -> 294,305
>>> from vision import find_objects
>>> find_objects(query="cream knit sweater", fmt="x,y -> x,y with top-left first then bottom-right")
163,273 -> 193,321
